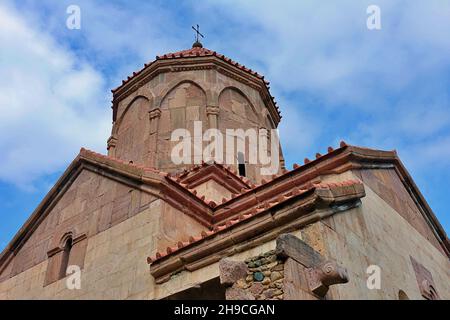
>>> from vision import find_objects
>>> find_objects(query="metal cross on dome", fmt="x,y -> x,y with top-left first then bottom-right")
191,24 -> 204,43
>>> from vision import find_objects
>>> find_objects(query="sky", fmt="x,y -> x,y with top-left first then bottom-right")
0,0 -> 449,251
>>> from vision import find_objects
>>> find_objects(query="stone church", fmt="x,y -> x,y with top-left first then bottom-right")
0,40 -> 449,300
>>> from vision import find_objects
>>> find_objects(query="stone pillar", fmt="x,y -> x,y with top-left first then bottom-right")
148,108 -> 162,168
107,135 -> 118,157
206,106 -> 219,130
149,108 -> 162,133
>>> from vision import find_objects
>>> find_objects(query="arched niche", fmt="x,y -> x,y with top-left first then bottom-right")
218,87 -> 260,129
159,80 -> 207,132
114,96 -> 151,164
156,76 -> 210,108
157,81 -> 207,170
114,95 -> 152,134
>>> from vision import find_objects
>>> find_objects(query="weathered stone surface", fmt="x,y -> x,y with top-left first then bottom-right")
276,234 -> 323,268
225,287 -> 255,300
235,279 -> 250,289
271,271 -> 283,282
306,261 -> 349,297
283,257 -> 316,300
273,262 -> 284,270
219,259 -> 249,286
264,289 -> 275,298
249,282 -> 264,295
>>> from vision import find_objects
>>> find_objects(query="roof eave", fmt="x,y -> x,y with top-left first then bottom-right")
149,183 -> 366,283
110,56 -> 281,124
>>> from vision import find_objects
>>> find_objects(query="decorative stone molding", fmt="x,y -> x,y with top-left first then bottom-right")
206,106 -> 219,129
216,234 -> 349,300
47,233 -> 87,258
410,256 -> 440,300
149,185 -> 364,284
149,108 -> 162,120
276,234 -> 349,299
107,135 -> 118,151
44,233 -> 88,286
306,261 -> 349,297
419,279 -> 440,300
275,233 -> 322,267
111,57 -> 281,126
149,108 -> 162,134
206,105 -> 219,116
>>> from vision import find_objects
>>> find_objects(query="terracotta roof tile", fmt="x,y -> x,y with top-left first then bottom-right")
147,177 -> 363,264
79,148 -> 165,175
112,46 -> 280,118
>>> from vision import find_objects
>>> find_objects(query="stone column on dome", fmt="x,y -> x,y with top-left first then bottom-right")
206,105 -> 219,129
107,134 -> 118,157
148,108 -> 162,167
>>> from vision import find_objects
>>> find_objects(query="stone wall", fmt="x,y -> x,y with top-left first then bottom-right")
0,202 -> 160,299
0,169 -> 152,283
227,251 -> 284,300
309,171 -> 450,300
219,234 -> 349,300
0,170 -> 206,299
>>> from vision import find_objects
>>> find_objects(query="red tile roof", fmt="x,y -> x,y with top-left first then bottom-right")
79,148 -> 165,176
155,46 -> 267,81
80,141 -> 352,212
112,45 -> 281,119
147,178 -> 363,264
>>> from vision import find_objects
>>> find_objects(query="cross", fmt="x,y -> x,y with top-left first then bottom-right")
192,24 -> 204,43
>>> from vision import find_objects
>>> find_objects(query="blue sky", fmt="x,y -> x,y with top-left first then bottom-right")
0,0 -> 449,251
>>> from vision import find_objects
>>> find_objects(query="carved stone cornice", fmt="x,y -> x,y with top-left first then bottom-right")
149,190 -> 363,284
111,57 -> 281,126
149,108 -> 162,120
205,106 -> 220,116
306,261 -> 349,297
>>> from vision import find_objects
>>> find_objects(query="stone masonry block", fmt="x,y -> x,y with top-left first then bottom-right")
219,259 -> 249,286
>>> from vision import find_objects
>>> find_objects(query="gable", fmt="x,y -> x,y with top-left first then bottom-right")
0,168 -> 156,282
192,180 -> 233,204
354,168 -> 446,255
174,163 -> 251,195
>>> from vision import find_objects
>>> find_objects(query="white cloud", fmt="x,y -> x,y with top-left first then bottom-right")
198,0 -> 450,170
1,0 -> 449,190
0,3 -> 110,189
200,0 -> 450,105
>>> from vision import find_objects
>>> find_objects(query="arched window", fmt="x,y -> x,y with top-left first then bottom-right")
237,152 -> 246,177
59,237 -> 72,280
